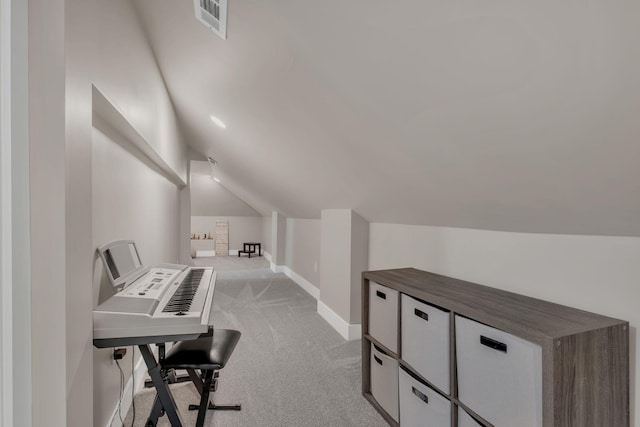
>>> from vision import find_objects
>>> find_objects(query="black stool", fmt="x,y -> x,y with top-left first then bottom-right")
156,329 -> 242,427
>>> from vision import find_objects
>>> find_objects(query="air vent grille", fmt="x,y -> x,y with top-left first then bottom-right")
194,0 -> 227,40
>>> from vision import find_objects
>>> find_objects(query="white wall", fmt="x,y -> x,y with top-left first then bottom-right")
369,223 -> 639,426
320,210 -> 354,322
2,0 -> 31,425
190,173 -> 261,217
271,212 -> 287,265
30,0 -> 66,425
179,184 -> 193,264
92,128 -> 181,272
285,218 -> 321,287
262,216 -> 272,256
62,0 -> 189,425
191,216 -> 263,256
318,209 -> 368,339
349,212 -> 368,324
91,126 -> 182,426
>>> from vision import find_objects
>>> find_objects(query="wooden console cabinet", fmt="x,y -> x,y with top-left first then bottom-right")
362,268 -> 629,427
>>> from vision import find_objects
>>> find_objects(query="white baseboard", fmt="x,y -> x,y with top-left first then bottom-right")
195,250 -> 215,257
282,266 -> 320,299
196,249 -> 245,257
317,300 -> 361,341
107,353 -> 147,427
263,260 -> 358,341
265,252 -> 282,273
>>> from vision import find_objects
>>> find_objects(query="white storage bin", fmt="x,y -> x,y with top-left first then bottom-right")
368,281 -> 399,353
401,294 -> 450,393
370,343 -> 399,422
455,315 -> 542,427
458,406 -> 486,426
399,366 -> 450,427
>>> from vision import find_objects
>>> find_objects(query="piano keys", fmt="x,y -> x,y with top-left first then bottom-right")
93,240 -> 216,348
93,240 -> 220,427
162,267 -> 205,314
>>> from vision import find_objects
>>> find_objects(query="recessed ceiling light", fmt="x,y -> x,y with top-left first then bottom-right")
213,177 -> 221,183
210,115 -> 226,129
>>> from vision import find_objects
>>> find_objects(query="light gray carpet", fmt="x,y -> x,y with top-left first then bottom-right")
124,261 -> 387,426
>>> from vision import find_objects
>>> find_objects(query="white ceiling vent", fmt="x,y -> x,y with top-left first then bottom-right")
193,0 -> 227,40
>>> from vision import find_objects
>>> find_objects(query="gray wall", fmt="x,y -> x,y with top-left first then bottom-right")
271,212 -> 287,265
91,126 -> 182,425
3,0 -> 31,424
190,173 -> 261,217
320,210 -> 352,321
29,0 -> 65,424
179,184 -> 193,264
191,216 -> 263,255
277,213 -> 287,263
319,209 -> 369,324
349,212 -> 369,324
190,171 -> 262,257
369,223 -> 640,424
285,218 -> 321,287
262,216 -> 272,255
61,0 -> 189,425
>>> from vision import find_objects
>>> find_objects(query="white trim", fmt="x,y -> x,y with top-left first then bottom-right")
194,249 -> 244,257
195,250 -> 215,257
0,36 -> 13,426
107,353 -> 146,427
202,250 -> 216,257
0,0 -> 13,421
265,252 -> 281,272
270,261 -> 360,340
271,263 -> 285,273
282,266 -> 320,299
0,1 -> 26,423
92,86 -> 187,187
317,300 -> 362,341
0,24 -> 13,424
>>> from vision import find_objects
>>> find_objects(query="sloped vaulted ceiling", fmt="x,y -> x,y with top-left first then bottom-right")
133,0 -> 640,236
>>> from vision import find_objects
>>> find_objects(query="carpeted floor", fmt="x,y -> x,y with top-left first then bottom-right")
124,257 -> 387,426
192,255 -> 270,271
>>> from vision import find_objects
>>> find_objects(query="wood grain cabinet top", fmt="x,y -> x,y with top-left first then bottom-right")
361,268 -> 629,427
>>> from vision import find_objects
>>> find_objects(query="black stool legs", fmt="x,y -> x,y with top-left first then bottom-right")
195,370 -> 214,427
139,344 -> 185,427
186,368 -> 242,412
158,329 -> 242,427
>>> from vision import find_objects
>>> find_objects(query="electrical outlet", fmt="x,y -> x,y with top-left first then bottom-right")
113,348 -> 127,360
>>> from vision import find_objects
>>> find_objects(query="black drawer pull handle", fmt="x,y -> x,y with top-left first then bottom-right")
480,335 -> 507,353
376,290 -> 386,300
412,386 -> 428,404
373,355 -> 383,365
414,308 -> 429,321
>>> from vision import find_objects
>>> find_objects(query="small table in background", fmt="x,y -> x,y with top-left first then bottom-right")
238,242 -> 261,258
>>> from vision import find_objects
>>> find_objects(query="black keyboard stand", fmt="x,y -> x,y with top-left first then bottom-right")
140,343 -> 184,427
94,332 -> 207,427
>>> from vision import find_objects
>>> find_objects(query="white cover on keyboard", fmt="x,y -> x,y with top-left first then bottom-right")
93,265 -> 216,340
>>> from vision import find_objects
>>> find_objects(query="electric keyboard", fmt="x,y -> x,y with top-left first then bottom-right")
93,264 -> 216,347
